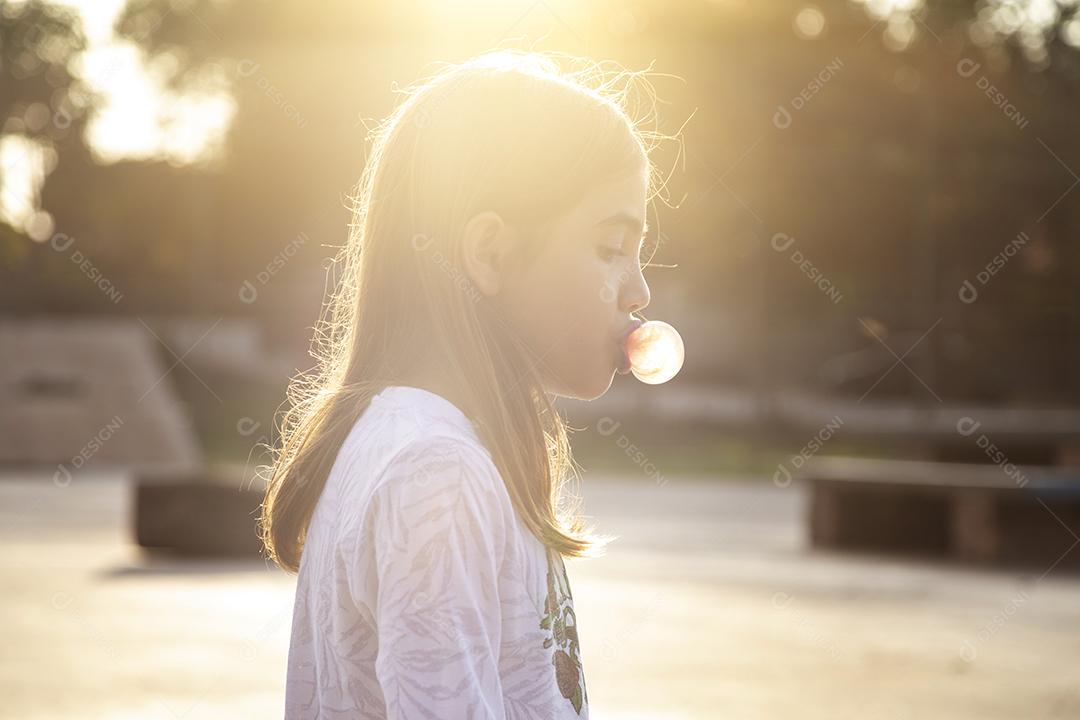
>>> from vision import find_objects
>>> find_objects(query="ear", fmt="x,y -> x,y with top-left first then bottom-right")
460,210 -> 519,297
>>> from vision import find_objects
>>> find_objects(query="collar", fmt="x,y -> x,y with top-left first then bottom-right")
372,384 -> 475,431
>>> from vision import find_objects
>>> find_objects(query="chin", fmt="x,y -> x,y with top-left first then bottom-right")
563,372 -> 616,402
543,361 -> 618,401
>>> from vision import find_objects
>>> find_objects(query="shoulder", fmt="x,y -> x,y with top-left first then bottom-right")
361,434 -> 514,582
367,434 -> 511,537
373,433 -> 500,495
341,388 -> 489,480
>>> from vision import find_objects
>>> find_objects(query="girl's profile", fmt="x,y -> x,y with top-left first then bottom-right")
259,48 -> 675,719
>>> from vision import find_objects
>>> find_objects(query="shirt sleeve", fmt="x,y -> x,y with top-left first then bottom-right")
365,436 -> 509,720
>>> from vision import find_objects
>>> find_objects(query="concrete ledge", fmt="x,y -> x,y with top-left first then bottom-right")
133,468 -> 265,558
801,457 -> 1080,571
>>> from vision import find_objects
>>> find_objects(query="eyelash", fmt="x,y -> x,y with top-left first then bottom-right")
597,246 -> 626,263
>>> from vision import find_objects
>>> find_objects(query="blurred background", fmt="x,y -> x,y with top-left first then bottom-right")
2,0 -> 1080,718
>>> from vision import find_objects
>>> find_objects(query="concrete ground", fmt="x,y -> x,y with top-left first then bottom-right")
2,470 -> 1078,719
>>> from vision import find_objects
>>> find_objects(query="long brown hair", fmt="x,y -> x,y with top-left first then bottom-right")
259,49 -> 673,573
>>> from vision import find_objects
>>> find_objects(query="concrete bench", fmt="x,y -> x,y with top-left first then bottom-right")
799,457 -> 1080,571
133,466 -> 266,558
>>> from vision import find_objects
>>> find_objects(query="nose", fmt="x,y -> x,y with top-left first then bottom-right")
621,265 -> 650,315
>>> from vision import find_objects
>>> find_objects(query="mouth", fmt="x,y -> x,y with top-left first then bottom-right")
615,318 -> 645,375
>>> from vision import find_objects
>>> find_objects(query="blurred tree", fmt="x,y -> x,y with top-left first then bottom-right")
0,1 -> 87,264
0,0 -> 1077,403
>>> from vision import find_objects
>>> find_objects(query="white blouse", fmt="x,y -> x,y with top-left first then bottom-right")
284,385 -> 589,719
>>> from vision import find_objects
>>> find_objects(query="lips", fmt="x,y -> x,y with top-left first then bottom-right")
615,318 -> 644,375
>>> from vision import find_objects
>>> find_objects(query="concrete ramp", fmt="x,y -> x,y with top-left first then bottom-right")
0,317 -> 203,477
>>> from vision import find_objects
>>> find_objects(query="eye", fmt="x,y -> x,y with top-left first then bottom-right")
597,245 -> 626,263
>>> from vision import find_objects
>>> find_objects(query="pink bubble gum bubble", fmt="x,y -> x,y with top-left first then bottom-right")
625,320 -> 684,385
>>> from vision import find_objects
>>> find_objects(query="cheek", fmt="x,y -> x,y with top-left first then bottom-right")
547,262 -> 614,349
561,265 -> 607,310
560,248 -> 613,300
502,246 -> 614,351
527,246 -> 608,310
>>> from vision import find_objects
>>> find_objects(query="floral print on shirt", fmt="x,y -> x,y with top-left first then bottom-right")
540,547 -> 588,715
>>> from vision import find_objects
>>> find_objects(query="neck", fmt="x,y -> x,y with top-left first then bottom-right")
395,358 -> 475,422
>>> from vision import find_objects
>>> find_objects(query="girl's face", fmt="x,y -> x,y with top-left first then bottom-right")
498,170 -> 652,401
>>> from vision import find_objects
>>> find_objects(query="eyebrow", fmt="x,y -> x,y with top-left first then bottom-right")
594,211 -> 649,239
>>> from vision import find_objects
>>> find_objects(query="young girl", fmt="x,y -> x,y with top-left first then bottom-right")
261,49 -> 666,719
